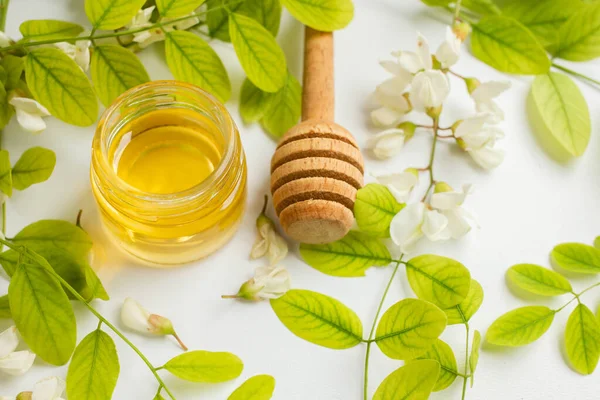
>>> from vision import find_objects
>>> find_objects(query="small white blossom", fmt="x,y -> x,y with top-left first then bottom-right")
54,39 -> 91,71
435,26 -> 461,68
389,202 -> 451,253
0,326 -> 35,377
397,33 -> 432,73
223,265 -> 291,301
430,183 -> 476,239
410,70 -> 450,111
370,59 -> 413,127
31,376 -> 66,400
251,198 -> 288,265
454,114 -> 505,169
128,6 -> 166,48
366,128 -> 406,160
9,96 -> 50,134
170,14 -> 201,31
372,169 -> 418,203
470,80 -> 511,123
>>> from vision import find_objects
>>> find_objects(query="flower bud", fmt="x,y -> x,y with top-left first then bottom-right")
16,392 -> 32,400
434,182 -> 453,193
453,21 -> 471,41
464,77 -> 481,95
397,121 -> 416,140
404,168 -> 419,178
223,266 -> 291,301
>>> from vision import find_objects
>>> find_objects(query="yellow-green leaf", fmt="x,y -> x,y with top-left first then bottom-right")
406,255 -> 471,309
20,20 -> 84,41
270,289 -> 363,349
0,295 -> 10,319
229,13 -> 287,92
163,350 -> 243,383
507,263 -> 573,296
552,243 -> 600,273
85,0 -> 147,30
206,0 -> 281,41
12,147 -> 56,191
462,0 -> 501,15
529,72 -> 590,158
156,0 -> 205,17
299,231 -> 392,277
554,3 -> 600,60
375,298 -> 447,360
2,55 -> 24,91
471,16 -> 550,74
261,73 -> 301,137
411,339 -> 458,392
354,183 -> 404,238
165,30 -> 231,102
0,149 -> 11,196
280,0 -> 354,31
565,304 -> 600,374
444,279 -> 484,325
81,265 -> 110,302
25,48 -> 98,126
469,330 -> 481,387
487,306 -> 555,346
91,44 -> 150,106
67,329 -> 120,400
9,263 -> 76,365
373,360 -> 440,400
228,375 -> 276,400
240,78 -> 273,123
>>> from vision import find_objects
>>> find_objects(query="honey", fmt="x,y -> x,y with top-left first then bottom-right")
91,81 -> 247,265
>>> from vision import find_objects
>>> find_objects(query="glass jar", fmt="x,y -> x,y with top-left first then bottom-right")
91,81 -> 247,265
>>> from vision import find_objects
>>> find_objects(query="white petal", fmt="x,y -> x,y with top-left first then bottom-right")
430,188 -> 468,210
454,114 -> 494,138
366,129 -> 405,159
250,238 -> 268,259
410,70 -> 450,111
379,60 -> 411,78
476,100 -> 504,124
15,109 -> 47,134
398,51 -> 424,74
0,326 -> 19,359
266,230 -> 288,265
471,80 -> 511,103
444,209 -> 472,239
130,6 -> 155,27
416,33 -> 432,70
32,376 -> 65,400
435,27 -> 461,68
374,172 -> 418,203
9,97 -> 50,116
255,266 -> 291,299
375,76 -> 411,110
121,297 -> 151,333
0,351 -> 36,376
390,202 -> 425,253
173,15 -> 200,31
422,209 -> 451,241
469,146 -> 505,169
74,41 -> 91,71
370,107 -> 405,127
53,42 -> 76,59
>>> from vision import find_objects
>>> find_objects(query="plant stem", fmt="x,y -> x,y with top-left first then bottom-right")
551,62 -> 600,88
557,281 -> 600,312
0,0 -> 243,53
453,0 -> 463,24
420,117 -> 439,202
363,259 -> 402,400
461,323 -> 470,400
0,0 -> 9,31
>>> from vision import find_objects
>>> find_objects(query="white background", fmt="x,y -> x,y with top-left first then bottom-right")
2,0 -> 600,399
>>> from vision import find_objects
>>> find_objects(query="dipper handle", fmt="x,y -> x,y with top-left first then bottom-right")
302,27 -> 334,121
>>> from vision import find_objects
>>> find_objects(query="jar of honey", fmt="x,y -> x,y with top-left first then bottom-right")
91,81 -> 247,265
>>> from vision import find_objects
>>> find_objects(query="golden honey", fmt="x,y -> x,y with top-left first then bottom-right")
91,81 -> 247,265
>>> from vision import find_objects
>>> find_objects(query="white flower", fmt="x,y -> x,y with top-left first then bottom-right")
170,14 -> 201,31
0,326 -> 35,377
397,33 -> 432,73
470,80 -> 511,123
0,31 -> 11,47
454,114 -> 505,169
435,26 -> 461,68
121,298 -> 187,350
224,265 -> 291,301
250,202 -> 288,265
430,183 -> 476,239
32,376 -> 66,400
372,169 -> 418,203
128,6 -> 166,48
54,39 -> 91,71
8,96 -> 50,134
389,202 -> 451,253
370,60 -> 413,127
410,70 -> 450,112
366,128 -> 406,160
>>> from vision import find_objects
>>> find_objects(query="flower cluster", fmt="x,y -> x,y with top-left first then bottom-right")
0,326 -> 35,377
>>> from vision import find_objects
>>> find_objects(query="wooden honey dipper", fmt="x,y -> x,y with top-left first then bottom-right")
270,27 -> 364,244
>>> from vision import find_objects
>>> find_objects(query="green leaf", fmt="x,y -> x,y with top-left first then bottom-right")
165,30 -> 231,103
462,0 -> 501,15
502,0 -> 584,48
0,295 -> 10,319
486,306 -> 556,346
270,289 -> 363,349
206,0 -> 281,41
20,20 -> 84,41
25,48 -> 98,126
375,298 -> 447,360
0,149 -> 12,196
444,279 -> 484,325
9,263 -> 76,365
420,0 -> 451,6
91,44 -> 150,107
552,243 -> 600,274
229,13 -> 287,93
0,84 -> 13,130
67,329 -> 120,400
405,255 -> 471,309
529,73 -> 590,158
280,0 -> 354,31
228,375 -> 276,400
553,3 -> 600,60
12,147 -> 56,191
411,339 -> 458,392
81,265 -> 110,302
156,0 -> 205,17
164,350 -> 243,383
261,73 -> 301,137
299,231 -> 392,277
85,0 -> 147,30
565,304 -> 600,374
507,263 -> 573,296
471,16 -> 551,75
469,330 -> 481,387
373,360 -> 440,400
354,183 -> 404,238
2,55 -> 25,91
595,236 -> 600,249
240,78 -> 273,123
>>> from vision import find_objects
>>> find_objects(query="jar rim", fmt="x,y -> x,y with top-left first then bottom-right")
93,80 -> 238,206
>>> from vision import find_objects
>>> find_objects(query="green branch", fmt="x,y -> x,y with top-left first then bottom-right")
461,323 -> 470,400
551,62 -> 600,89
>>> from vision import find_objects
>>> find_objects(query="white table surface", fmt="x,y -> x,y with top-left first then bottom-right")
2,1 -> 600,399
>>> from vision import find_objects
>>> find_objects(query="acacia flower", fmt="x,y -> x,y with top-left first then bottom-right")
467,79 -> 511,123
121,298 -> 187,351
14,376 -> 67,400
250,196 -> 288,265
0,326 -> 36,376
9,95 -> 50,134
222,265 -> 291,301
435,27 -> 461,69
54,39 -> 91,71
372,168 -> 418,203
128,6 -> 165,48
397,33 -> 432,73
370,59 -> 413,127
410,70 -> 450,112
389,202 -> 451,253
367,122 -> 416,160
430,182 -> 476,239
454,114 -> 504,169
